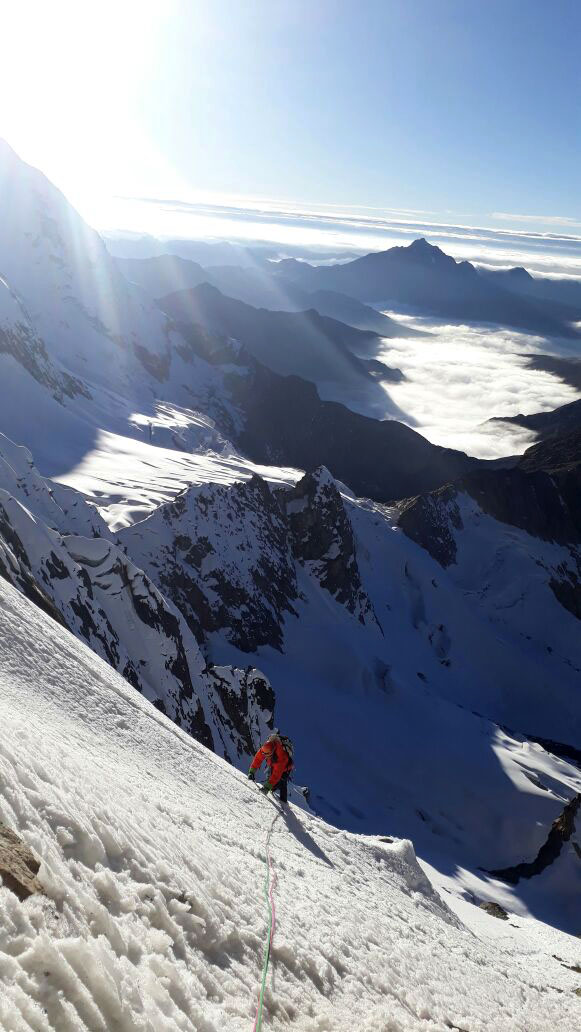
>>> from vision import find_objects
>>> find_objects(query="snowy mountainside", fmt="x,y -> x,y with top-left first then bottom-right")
116,462 -> 581,930
0,139 -> 176,390
0,433 -> 110,539
0,141 -> 245,486
121,474 -> 300,651
120,467 -> 379,653
399,466 -> 581,623
0,435 -> 273,764
0,275 -> 87,404
0,577 -> 579,1031
0,138 -> 580,966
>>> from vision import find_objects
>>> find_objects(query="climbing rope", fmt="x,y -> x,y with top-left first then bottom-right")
252,810 -> 279,1031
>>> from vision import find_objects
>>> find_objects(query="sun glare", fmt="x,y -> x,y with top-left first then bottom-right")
0,1 -> 183,219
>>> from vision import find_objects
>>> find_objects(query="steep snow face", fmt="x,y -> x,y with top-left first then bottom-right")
0,140 -> 175,390
121,475 -> 300,651
0,277 -> 86,402
0,578 -> 579,1031
0,143 -> 244,489
398,480 -> 581,647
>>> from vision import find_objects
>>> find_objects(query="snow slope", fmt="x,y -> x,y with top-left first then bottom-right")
1,577 -> 579,1031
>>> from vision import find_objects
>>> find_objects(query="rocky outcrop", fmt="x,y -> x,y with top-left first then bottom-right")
122,466 -> 384,653
280,467 -> 377,624
488,794 -> 581,885
206,666 -> 274,761
398,485 -> 463,568
0,821 -> 43,901
121,475 -> 298,652
461,467 -> 581,546
478,901 -> 509,920
397,467 -> 581,622
230,356 -> 477,502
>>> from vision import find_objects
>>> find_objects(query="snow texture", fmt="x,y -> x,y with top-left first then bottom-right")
0,577 -> 579,1032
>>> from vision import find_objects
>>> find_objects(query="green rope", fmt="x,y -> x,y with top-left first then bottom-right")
253,812 -> 279,1031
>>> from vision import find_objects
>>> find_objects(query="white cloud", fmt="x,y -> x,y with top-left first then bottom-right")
491,212 -> 581,227
378,318 -> 580,459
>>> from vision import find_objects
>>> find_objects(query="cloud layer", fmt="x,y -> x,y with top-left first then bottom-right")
106,195 -> 581,279
379,318 -> 580,458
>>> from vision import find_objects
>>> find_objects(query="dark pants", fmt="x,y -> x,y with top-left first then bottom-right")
275,771 -> 289,803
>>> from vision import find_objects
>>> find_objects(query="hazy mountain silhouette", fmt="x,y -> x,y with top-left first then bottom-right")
276,238 -> 581,339
118,254 -> 416,336
481,266 -> 581,322
490,398 -> 581,441
519,353 -> 581,390
159,283 -> 407,416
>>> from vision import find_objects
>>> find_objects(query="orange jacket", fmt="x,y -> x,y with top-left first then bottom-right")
250,738 -> 292,788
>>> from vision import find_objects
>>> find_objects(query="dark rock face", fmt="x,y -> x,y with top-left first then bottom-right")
280,468 -> 377,624
488,794 -> 581,885
121,475 -> 299,652
398,486 -> 463,568
230,358 -> 477,502
207,666 -> 275,760
519,427 -> 581,475
461,467 -> 581,546
550,563 -> 581,620
478,902 -> 509,920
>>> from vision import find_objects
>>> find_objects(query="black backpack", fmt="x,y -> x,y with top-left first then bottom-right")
268,731 -> 294,770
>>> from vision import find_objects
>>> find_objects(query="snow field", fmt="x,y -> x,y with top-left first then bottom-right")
0,580 -> 579,1031
55,429 -> 301,531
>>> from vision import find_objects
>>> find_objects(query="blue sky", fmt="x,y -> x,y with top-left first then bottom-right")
152,0 -> 580,218
0,0 -> 579,249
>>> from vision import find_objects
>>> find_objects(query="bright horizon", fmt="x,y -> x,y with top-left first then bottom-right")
1,0 -> 580,274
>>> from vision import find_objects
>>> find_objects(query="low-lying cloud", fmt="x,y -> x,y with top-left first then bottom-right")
377,318 -> 580,458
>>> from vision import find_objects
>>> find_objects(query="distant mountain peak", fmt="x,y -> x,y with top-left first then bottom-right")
405,237 -> 448,262
408,237 -> 433,251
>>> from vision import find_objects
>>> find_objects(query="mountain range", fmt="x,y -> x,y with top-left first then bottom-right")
0,133 -> 579,1009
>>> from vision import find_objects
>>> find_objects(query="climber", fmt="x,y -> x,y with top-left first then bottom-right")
248,732 -> 294,803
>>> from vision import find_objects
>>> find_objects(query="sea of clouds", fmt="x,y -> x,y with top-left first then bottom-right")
378,317 -> 579,458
